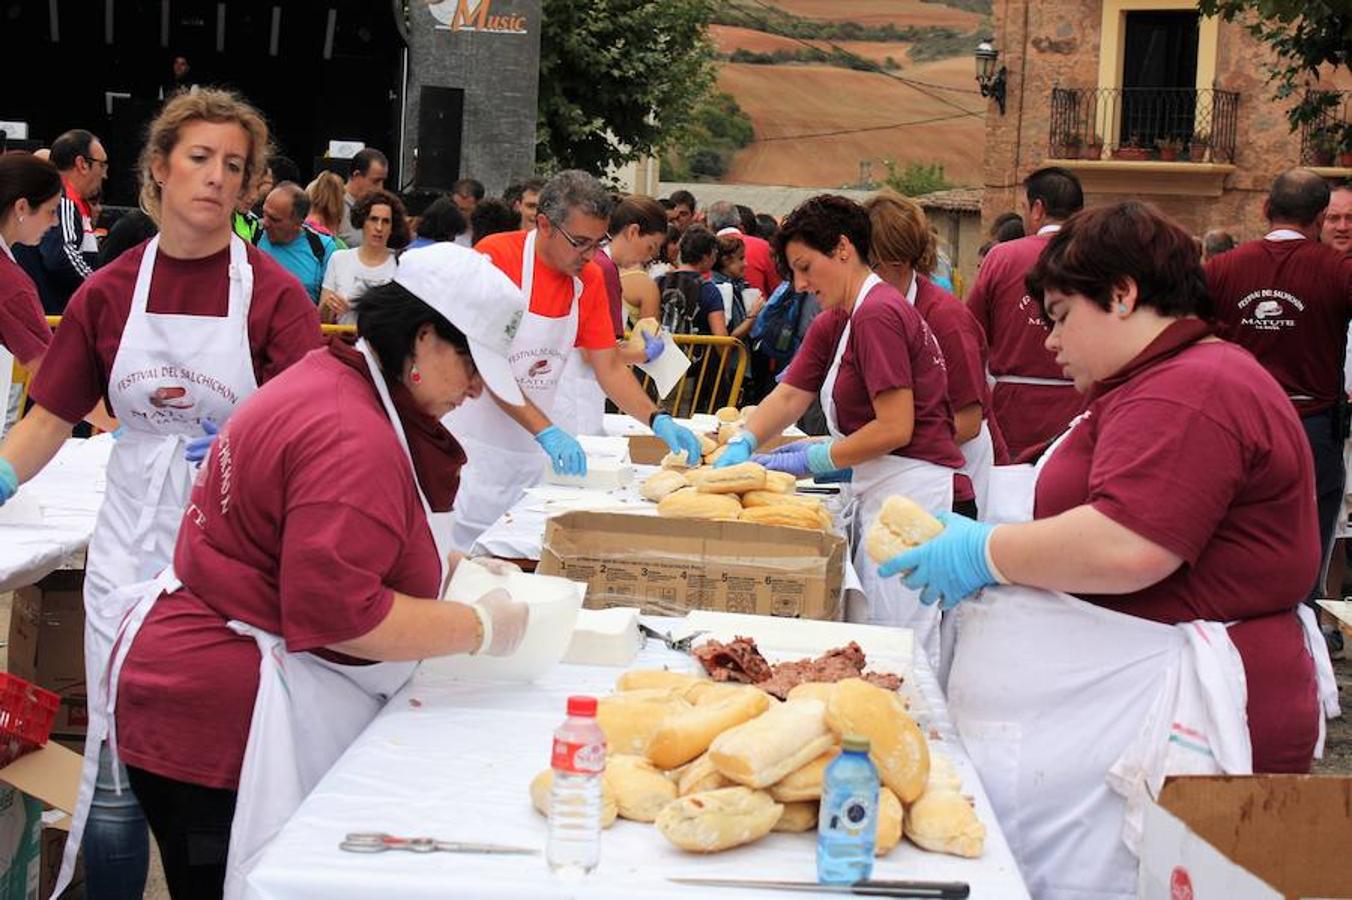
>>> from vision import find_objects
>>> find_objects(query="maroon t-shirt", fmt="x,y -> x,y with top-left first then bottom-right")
29,240 -> 322,424
966,232 -> 1083,457
1206,236 -> 1352,415
0,251 -> 51,364
914,276 -> 1010,500
1034,339 -> 1319,772
594,249 -> 625,338
116,349 -> 441,789
783,280 -> 962,469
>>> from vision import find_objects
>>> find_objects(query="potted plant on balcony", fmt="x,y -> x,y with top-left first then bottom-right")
1156,136 -> 1184,162
1188,131 -> 1210,163
1310,126 -> 1337,167
1081,132 -> 1104,160
1059,131 -> 1083,159
1114,135 -> 1150,162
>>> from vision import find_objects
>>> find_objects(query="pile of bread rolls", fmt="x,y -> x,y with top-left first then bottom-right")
638,407 -> 833,532
528,669 -> 985,859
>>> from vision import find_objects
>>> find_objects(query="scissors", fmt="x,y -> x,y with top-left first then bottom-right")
340,832 -> 536,856
638,624 -> 708,654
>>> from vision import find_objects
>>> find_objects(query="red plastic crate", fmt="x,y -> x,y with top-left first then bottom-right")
0,673 -> 59,767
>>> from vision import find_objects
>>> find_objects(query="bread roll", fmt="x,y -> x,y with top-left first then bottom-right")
786,682 -> 837,705
926,752 -> 962,793
684,680 -> 766,706
710,698 -> 836,788
657,490 -> 743,520
767,747 -> 839,802
825,678 -> 929,803
677,752 -> 732,796
905,789 -> 985,858
738,405 -> 757,420
606,754 -> 679,822
661,451 -> 697,470
741,490 -> 823,511
875,787 -> 903,856
640,469 -> 690,502
688,462 -> 766,494
739,505 -> 829,531
615,669 -> 702,693
647,687 -> 771,769
699,434 -> 719,456
655,786 -> 783,853
763,471 -> 796,494
772,801 -> 818,832
715,406 -> 741,424
866,496 -> 945,564
597,689 -> 691,755
530,769 -> 619,827
705,444 -> 730,465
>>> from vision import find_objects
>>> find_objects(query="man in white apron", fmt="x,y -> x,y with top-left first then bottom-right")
54,234 -> 261,899
447,171 -> 702,553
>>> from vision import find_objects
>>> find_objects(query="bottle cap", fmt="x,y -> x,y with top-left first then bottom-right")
566,695 -> 598,717
842,734 -> 871,753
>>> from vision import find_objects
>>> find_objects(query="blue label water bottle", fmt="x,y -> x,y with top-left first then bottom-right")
817,734 -> 879,884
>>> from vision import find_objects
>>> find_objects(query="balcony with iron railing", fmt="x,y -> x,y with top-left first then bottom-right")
1049,86 -> 1240,163
1299,90 -> 1352,169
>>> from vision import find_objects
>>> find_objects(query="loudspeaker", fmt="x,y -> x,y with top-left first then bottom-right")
415,86 -> 465,191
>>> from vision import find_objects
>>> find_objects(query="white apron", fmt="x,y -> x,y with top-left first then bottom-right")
544,315 -> 604,437
55,234 -> 259,896
99,337 -> 440,900
445,229 -> 580,551
831,274 -> 953,665
947,422 -> 1278,900
0,239 -> 15,437
958,420 -> 995,515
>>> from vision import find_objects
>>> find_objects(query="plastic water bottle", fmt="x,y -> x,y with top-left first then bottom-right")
817,734 -> 880,884
547,695 -> 606,878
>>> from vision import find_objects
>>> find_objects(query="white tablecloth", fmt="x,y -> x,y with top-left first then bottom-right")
246,625 -> 1030,900
0,435 -> 112,592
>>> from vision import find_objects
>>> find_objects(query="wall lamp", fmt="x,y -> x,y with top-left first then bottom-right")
975,39 -> 1007,115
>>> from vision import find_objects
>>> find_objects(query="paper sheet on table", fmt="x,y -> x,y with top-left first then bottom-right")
635,330 -> 690,399
576,434 -> 631,461
678,610 -> 913,670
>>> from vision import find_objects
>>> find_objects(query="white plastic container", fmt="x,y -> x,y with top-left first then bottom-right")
427,558 -> 585,681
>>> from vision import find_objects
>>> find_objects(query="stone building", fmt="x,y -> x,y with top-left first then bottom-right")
979,0 -> 1352,239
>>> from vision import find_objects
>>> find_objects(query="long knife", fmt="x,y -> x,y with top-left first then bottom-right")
667,877 -> 970,898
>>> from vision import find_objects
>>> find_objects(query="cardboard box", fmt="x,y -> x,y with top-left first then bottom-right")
7,572 -> 87,738
627,434 -> 797,466
0,786 -> 41,900
1140,775 -> 1352,900
538,510 -> 846,619
0,744 -> 83,900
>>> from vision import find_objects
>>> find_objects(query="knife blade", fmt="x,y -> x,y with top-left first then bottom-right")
667,877 -> 970,898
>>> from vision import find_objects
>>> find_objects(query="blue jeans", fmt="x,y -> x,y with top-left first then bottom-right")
84,741 -> 150,900
1302,408 -> 1346,603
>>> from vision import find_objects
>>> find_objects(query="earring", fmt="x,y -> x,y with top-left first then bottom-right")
1117,303 -> 1128,314
410,365 -> 422,385
17,216 -> 23,223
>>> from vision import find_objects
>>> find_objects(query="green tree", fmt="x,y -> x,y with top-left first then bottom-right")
1196,0 -> 1351,131
882,160 -> 952,197
537,0 -> 717,173
660,92 -> 756,182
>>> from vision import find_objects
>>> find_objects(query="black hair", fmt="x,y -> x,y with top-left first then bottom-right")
503,176 -> 545,207
610,195 -> 667,236
678,225 -> 718,265
350,147 -> 388,177
49,129 -> 97,171
354,281 -> 470,380
1024,167 -> 1084,221
993,214 -> 1026,243
659,197 -> 674,211
668,189 -> 696,211
400,188 -> 443,219
470,198 -> 519,243
753,212 -> 778,241
415,196 -> 467,242
1267,169 -> 1331,227
267,154 -> 300,186
0,152 -> 63,220
351,189 -> 410,248
453,178 -> 486,201
736,203 -> 757,235
773,194 -> 872,271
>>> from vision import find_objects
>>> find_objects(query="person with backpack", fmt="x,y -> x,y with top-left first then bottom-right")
258,182 -> 338,303
655,225 -> 726,337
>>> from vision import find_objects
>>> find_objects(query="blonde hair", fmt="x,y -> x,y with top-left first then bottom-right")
306,171 -> 346,232
865,191 -> 937,275
138,88 -> 270,223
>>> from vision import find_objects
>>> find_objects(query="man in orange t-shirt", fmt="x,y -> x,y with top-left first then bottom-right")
444,170 -> 702,551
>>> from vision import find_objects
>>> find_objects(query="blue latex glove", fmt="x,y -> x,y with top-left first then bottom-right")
0,458 -> 17,507
184,418 -> 219,465
751,439 -> 846,479
878,511 -> 999,609
713,432 -> 758,468
535,425 -> 588,477
642,331 -> 666,363
652,413 -> 702,466
111,426 -> 125,440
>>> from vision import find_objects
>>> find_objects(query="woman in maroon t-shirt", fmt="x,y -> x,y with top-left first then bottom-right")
714,195 -> 961,660
878,202 -> 1325,899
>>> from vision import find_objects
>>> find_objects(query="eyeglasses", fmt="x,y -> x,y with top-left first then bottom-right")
80,155 -> 109,170
550,218 -> 610,253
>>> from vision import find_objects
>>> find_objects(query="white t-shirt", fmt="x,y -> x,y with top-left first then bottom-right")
322,248 -> 398,325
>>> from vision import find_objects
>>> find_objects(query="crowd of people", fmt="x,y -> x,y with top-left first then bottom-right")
1,82 -> 1350,900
